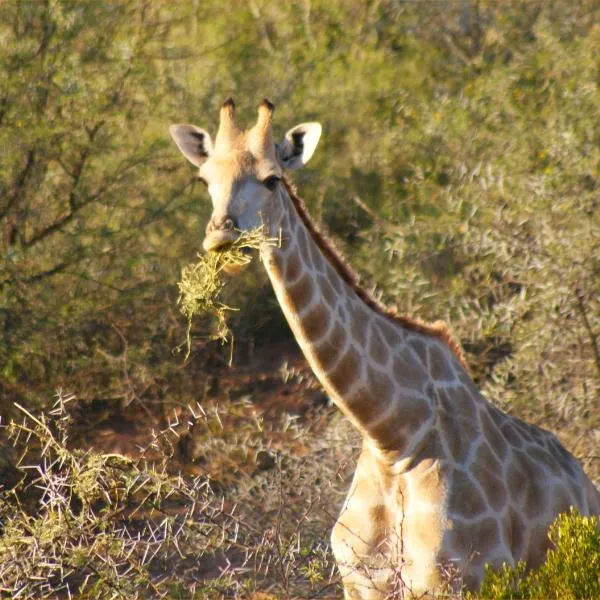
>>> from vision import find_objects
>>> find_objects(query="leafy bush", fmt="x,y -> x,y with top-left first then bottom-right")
476,509 -> 600,600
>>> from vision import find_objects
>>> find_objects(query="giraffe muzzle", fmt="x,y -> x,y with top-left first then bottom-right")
203,216 -> 240,252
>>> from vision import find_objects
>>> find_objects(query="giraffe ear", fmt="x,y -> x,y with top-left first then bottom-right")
277,122 -> 322,170
169,124 -> 213,167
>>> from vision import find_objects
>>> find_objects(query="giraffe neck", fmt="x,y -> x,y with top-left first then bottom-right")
260,180 -> 448,459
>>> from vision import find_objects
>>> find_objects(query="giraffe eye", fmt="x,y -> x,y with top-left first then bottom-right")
262,176 -> 280,191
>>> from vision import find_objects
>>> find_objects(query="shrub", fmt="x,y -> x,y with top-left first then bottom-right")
476,509 -> 600,600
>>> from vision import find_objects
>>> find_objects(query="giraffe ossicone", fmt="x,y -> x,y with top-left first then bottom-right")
170,99 -> 600,598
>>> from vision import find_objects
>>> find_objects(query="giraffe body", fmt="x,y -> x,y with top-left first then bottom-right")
170,100 -> 600,598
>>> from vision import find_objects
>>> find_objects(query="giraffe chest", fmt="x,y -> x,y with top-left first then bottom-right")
331,448 -> 449,596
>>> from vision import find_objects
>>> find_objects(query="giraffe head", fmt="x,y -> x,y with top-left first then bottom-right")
170,98 -> 321,260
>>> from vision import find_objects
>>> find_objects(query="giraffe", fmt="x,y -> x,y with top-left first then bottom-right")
170,99 -> 600,598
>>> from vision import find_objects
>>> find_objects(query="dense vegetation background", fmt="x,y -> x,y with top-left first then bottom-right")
1,1 -> 599,597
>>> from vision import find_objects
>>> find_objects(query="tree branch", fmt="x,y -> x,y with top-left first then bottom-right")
23,122 -> 106,248
0,96 -> 8,127
0,149 -> 36,220
0,256 -> 81,291
24,260 -> 75,284
574,286 -> 600,378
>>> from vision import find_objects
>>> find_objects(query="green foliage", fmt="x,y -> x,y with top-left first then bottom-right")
0,1 -> 205,411
477,509 -> 600,600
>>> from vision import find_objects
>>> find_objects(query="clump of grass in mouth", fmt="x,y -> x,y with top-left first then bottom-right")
177,227 -> 277,360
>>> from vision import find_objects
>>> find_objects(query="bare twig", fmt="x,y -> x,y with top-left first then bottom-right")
574,286 -> 600,377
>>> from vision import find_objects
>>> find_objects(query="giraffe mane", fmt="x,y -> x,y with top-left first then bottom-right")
282,176 -> 468,369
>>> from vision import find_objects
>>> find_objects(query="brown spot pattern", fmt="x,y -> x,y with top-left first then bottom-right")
283,178 -> 468,367
452,386 -> 477,421
296,226 -> 310,262
547,437 -> 576,478
507,506 -> 526,559
326,263 -> 343,294
501,422 -> 525,449
405,429 -> 442,471
438,402 -> 471,463
316,324 -> 348,371
344,370 -> 394,430
368,324 -> 389,366
285,251 -> 303,283
524,468 -> 546,518
317,273 -> 337,307
328,345 -> 361,396
527,447 -> 561,477
349,303 -> 369,347
448,517 -> 499,559
506,457 -> 529,504
472,443 -> 507,511
337,392 -> 375,430
368,396 -> 431,451
513,419 -> 535,443
480,408 -> 508,459
408,338 -> 429,367
488,405 -> 507,428
449,469 -> 487,517
366,367 -> 395,402
303,302 -> 331,341
393,349 -> 428,390
475,440 -> 503,474
458,372 -> 483,400
336,302 -> 347,323
308,234 -> 324,272
268,179 -> 599,590
287,273 -> 314,310
480,471 -> 508,511
377,318 -> 402,349
429,345 -> 456,381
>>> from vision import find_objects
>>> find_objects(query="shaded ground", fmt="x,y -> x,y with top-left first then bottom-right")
77,339 -> 330,461
0,339 -> 353,599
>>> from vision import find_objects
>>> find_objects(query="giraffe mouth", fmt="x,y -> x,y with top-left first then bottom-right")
218,246 -> 254,276
203,232 -> 256,276
203,229 -> 240,252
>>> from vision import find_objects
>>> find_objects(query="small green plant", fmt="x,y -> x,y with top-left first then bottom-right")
476,508 -> 600,600
177,227 -> 276,358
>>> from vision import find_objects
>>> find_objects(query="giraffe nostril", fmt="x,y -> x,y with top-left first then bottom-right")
203,214 -> 240,253
210,215 -> 237,232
